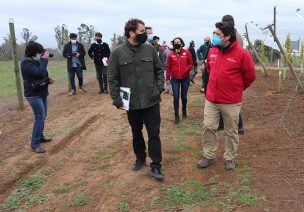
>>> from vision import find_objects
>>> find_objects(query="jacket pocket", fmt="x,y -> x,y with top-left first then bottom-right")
119,58 -> 134,83
141,57 -> 153,72
148,85 -> 161,102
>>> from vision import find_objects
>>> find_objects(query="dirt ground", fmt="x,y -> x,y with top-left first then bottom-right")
0,69 -> 303,211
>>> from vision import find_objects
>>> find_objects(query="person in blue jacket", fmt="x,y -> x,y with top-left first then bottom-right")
21,41 -> 54,153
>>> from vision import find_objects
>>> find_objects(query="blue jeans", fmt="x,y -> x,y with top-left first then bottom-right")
27,97 -> 48,149
171,77 -> 190,115
69,65 -> 83,91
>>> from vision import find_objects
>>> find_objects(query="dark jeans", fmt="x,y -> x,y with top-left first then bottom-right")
171,77 -> 190,115
27,97 -> 48,149
68,65 -> 83,91
190,66 -> 198,81
95,64 -> 108,91
202,67 -> 209,90
219,113 -> 244,130
127,104 -> 162,168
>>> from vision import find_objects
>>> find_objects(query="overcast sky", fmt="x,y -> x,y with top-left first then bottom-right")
1,0 -> 304,50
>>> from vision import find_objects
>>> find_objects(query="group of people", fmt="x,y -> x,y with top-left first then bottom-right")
62,32 -> 111,95
21,14 -> 256,181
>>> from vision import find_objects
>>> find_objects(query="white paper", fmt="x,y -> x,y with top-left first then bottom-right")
102,57 -> 108,66
120,87 -> 131,111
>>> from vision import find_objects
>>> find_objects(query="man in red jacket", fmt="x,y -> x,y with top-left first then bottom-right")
197,21 -> 256,170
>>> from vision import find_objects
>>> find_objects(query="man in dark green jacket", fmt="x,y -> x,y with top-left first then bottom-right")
108,18 -> 164,180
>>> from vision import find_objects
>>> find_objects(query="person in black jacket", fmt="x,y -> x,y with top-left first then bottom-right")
21,42 -> 54,153
63,33 -> 87,95
88,32 -> 111,94
188,40 -> 198,84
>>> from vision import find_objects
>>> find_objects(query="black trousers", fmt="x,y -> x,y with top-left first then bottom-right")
95,63 -> 108,91
127,104 -> 162,168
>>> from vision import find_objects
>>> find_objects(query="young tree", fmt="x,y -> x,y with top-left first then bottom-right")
54,25 -> 63,50
259,41 -> 268,64
284,33 -> 294,63
77,23 -> 95,45
111,33 -> 117,49
300,41 -> 304,63
20,28 -> 38,44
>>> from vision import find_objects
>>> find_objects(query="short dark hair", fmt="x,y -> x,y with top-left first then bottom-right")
215,21 -> 236,42
145,26 -> 152,30
25,41 -> 44,57
222,14 -> 235,27
124,18 -> 145,38
172,37 -> 185,47
69,33 -> 78,39
95,32 -> 102,37
153,36 -> 160,40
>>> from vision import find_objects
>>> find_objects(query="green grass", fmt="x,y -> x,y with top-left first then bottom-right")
0,174 -> 46,210
97,149 -> 116,159
0,60 -> 96,100
53,183 -> 72,194
116,196 -> 130,212
68,193 -> 88,207
171,141 -> 192,152
168,155 -> 182,161
161,180 -> 212,207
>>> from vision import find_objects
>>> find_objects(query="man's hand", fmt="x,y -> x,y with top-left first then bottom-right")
76,52 -> 80,57
42,51 -> 49,60
166,80 -> 171,85
118,106 -> 125,110
48,77 -> 55,84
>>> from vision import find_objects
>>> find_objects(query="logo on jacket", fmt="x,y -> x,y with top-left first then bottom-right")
227,58 -> 237,63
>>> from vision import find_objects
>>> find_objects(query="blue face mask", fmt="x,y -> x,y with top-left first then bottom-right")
147,34 -> 153,42
212,35 -> 223,46
33,53 -> 42,61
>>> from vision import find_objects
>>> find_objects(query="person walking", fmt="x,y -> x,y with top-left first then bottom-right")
197,21 -> 256,170
188,40 -> 198,84
88,32 -> 111,94
63,33 -> 87,95
166,37 -> 193,124
108,18 -> 165,180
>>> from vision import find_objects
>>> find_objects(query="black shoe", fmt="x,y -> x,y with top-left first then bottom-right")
32,147 -> 46,153
217,125 -> 224,131
174,115 -> 180,124
151,167 -> 164,180
238,127 -> 245,135
104,89 -> 109,94
182,110 -> 187,118
98,90 -> 103,94
41,138 -> 52,143
132,160 -> 146,171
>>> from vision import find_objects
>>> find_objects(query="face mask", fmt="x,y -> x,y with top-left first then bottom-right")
174,44 -> 182,49
71,40 -> 77,44
205,41 -> 211,46
96,39 -> 102,44
34,53 -> 42,61
147,34 -> 153,43
212,35 -> 223,46
136,32 -> 147,44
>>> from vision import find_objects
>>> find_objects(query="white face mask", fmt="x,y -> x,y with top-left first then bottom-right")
71,40 -> 77,44
34,53 -> 42,61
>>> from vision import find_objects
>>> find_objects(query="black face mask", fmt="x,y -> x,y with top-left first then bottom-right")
205,41 -> 211,46
136,32 -> 147,44
174,44 -> 182,49
96,39 -> 102,44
